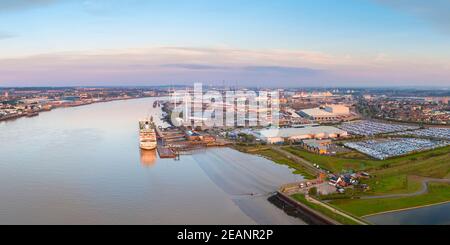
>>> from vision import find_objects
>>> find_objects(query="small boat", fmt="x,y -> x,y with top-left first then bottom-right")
26,111 -> 39,117
139,117 -> 157,150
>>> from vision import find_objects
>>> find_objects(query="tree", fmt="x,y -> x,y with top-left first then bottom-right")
238,133 -> 256,143
308,187 -> 318,197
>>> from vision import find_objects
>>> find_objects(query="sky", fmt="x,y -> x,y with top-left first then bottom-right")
0,0 -> 449,87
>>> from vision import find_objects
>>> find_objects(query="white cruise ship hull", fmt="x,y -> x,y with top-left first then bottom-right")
140,141 -> 157,150
139,119 -> 157,151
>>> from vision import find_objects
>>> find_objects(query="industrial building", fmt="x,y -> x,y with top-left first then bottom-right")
257,126 -> 348,144
301,139 -> 332,155
299,104 -> 351,122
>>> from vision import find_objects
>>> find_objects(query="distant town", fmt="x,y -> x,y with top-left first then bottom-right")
0,87 -> 167,121
4,86 -> 448,123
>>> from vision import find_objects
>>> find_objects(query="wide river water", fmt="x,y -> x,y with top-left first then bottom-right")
0,97 -> 305,225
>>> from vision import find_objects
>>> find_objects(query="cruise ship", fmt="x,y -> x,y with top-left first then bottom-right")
139,118 -> 157,150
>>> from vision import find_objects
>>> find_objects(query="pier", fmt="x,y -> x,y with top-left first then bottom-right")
154,126 -> 230,159
156,145 -> 179,159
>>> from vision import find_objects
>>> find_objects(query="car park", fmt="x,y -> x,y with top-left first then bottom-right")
338,120 -> 419,136
344,138 -> 450,160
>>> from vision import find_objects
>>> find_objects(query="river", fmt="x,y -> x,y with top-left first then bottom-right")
0,97 -> 305,225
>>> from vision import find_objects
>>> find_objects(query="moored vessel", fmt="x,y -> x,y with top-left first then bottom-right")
139,117 -> 157,150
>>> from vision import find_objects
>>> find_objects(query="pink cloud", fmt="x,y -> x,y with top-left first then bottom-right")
0,46 -> 448,86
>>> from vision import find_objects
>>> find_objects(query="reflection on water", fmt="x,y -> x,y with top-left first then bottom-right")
0,97 -> 305,225
140,150 -> 157,167
366,202 -> 450,225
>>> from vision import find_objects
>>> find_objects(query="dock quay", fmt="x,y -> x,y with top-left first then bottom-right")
275,180 -> 369,225
154,126 -> 231,159
274,191 -> 341,225
26,111 -> 39,117
156,145 -> 178,159
279,180 -> 321,195
275,180 -> 340,225
0,113 -> 22,121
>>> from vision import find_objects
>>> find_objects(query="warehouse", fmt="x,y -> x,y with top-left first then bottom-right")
299,105 -> 351,122
257,126 -> 348,144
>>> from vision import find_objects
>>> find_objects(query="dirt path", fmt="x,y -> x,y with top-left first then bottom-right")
271,146 -> 321,176
305,195 -> 369,225
361,177 -> 450,200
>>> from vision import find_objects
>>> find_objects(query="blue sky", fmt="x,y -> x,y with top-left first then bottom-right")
0,0 -> 449,87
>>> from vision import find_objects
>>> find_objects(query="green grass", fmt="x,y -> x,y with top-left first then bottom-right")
257,149 -> 315,179
285,145 -> 449,195
232,145 -> 316,179
362,175 -> 422,195
283,146 -> 450,179
232,144 -> 269,153
284,146 -> 379,172
292,194 -> 362,225
234,144 -> 450,220
285,145 -> 450,218
335,151 -> 371,160
318,175 -> 422,199
329,183 -> 450,217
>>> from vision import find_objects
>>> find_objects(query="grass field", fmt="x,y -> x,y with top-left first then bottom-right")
257,149 -> 316,179
363,175 -> 422,195
236,144 -> 450,194
283,145 -> 450,179
335,151 -> 371,160
233,145 -> 316,179
291,194 -> 362,225
285,145 -> 450,194
329,183 -> 450,217
283,145 -> 450,218
234,143 -> 450,220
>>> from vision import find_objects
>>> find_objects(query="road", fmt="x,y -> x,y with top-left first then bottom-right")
271,147 -> 450,200
361,177 -> 450,200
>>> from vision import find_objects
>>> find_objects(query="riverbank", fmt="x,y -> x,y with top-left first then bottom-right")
274,192 -> 340,225
274,145 -> 450,220
291,194 -> 367,225
233,144 -> 373,224
363,200 -> 450,218
0,96 -> 156,123
234,141 -> 450,223
282,145 -> 450,175
232,144 -> 317,179
364,200 -> 450,225
330,182 -> 450,217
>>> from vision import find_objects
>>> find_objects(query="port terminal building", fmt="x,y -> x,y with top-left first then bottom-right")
299,104 -> 352,122
257,126 -> 348,144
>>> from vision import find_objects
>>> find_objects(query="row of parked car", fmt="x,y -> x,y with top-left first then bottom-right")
344,138 -> 450,160
396,127 -> 450,140
338,120 -> 419,136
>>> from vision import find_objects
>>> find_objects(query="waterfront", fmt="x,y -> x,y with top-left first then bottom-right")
0,97 -> 304,225
365,202 -> 450,225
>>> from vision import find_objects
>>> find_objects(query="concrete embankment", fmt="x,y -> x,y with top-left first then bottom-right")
273,191 -> 341,225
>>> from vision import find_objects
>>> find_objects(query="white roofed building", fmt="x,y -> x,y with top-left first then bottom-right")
299,104 -> 352,122
257,126 -> 348,144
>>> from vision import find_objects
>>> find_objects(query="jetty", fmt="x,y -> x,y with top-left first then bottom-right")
156,145 -> 178,159
153,126 -> 230,159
